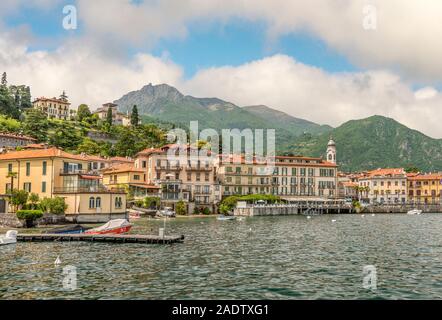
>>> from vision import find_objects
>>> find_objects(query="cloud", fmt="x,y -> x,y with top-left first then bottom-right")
183,54 -> 442,138
72,0 -> 442,82
0,34 -> 183,109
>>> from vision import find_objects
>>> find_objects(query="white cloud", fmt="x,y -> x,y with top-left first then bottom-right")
73,0 -> 442,82
0,34 -> 183,110
183,55 -> 442,138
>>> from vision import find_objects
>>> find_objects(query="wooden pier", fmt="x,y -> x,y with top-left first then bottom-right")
17,233 -> 185,244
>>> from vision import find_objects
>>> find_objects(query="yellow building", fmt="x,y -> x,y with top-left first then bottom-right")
102,163 -> 160,199
358,168 -> 407,204
408,173 -> 442,204
0,148 -> 127,222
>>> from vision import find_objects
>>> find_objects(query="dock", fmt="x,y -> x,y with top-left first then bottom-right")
17,233 -> 185,244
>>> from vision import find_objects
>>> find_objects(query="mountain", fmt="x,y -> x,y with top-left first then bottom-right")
114,84 -> 329,146
243,105 -> 332,136
287,115 -> 442,172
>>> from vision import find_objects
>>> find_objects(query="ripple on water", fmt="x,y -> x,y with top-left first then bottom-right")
1,214 -> 442,299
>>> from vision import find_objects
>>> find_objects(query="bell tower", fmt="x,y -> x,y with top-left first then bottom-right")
326,136 -> 336,164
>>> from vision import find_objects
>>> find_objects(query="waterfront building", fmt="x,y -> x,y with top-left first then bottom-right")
0,132 -> 37,150
32,96 -> 72,120
102,163 -> 160,199
0,148 -> 127,222
93,103 -> 131,126
216,154 -> 338,201
407,173 -> 442,204
358,168 -> 407,204
134,145 -> 221,213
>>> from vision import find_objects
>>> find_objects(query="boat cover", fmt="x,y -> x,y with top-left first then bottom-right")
88,219 -> 131,232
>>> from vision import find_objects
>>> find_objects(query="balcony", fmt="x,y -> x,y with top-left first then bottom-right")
185,165 -> 213,171
156,165 -> 183,171
54,186 -> 125,193
60,169 -> 100,176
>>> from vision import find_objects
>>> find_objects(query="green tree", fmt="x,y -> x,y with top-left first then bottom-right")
48,121 -> 83,150
10,189 -> 29,211
0,72 -> 18,119
77,137 -> 101,155
22,109 -> 49,141
176,200 -> 187,215
0,115 -> 21,132
39,197 -> 68,215
106,107 -> 113,126
77,104 -> 92,122
131,105 -> 139,126
28,193 -> 40,209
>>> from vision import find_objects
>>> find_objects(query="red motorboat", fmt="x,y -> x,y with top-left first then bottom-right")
84,219 -> 132,235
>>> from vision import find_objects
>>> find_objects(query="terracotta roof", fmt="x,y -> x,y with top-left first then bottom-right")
366,168 -> 405,177
0,132 -> 37,141
102,163 -> 143,174
109,156 -> 134,163
408,173 -> 442,181
342,181 -> 358,187
23,143 -> 48,149
33,97 -> 71,105
0,147 -> 87,161
81,154 -> 109,162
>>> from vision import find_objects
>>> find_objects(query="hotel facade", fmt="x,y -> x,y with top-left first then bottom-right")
0,148 -> 127,222
358,168 -> 408,204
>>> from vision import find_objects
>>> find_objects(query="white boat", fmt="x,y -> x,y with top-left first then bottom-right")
156,207 -> 176,217
217,215 -> 236,221
84,219 -> 132,235
0,230 -> 18,246
407,209 -> 422,215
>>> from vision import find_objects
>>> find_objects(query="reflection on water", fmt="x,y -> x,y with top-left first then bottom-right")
1,214 -> 442,299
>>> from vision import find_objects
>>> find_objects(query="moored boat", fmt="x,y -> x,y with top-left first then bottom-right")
0,230 -> 17,246
44,224 -> 91,234
217,215 -> 236,221
407,209 -> 422,215
84,219 -> 132,235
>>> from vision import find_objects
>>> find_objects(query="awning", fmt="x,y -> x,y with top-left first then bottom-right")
80,174 -> 101,180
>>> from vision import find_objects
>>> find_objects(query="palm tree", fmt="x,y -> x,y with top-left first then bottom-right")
6,172 -> 17,194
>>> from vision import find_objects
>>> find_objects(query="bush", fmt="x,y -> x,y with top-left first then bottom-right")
16,210 -> 43,220
176,200 -> 187,215
202,207 -> 211,215
143,196 -> 160,209
39,197 -> 68,215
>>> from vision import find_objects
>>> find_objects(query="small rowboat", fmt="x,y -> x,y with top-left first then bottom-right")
84,219 -> 132,235
0,230 -> 17,246
217,215 -> 236,221
407,209 -> 422,215
44,224 -> 91,234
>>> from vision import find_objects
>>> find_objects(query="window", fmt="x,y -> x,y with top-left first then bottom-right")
5,183 -> 11,192
7,163 -> 12,173
26,162 -> 30,176
41,182 -> 46,193
23,183 -> 31,192
187,172 -> 192,181
142,161 -> 147,168
89,197 -> 95,209
95,197 -> 101,208
115,197 -> 122,209
42,161 -> 47,175
134,175 -> 140,181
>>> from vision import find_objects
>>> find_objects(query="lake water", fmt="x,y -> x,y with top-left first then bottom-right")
1,214 -> 441,299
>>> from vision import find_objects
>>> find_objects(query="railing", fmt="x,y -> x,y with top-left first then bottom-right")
53,186 -> 126,193
60,169 -> 100,176
186,165 -> 212,171
156,166 -> 183,171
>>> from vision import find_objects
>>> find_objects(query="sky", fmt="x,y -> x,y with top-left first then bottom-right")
1,1 -> 442,138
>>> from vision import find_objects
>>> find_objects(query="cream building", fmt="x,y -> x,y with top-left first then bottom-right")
0,148 -> 127,222
134,145 -> 221,213
32,97 -> 72,120
93,103 -> 131,126
358,168 -> 407,204
216,154 -> 338,200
